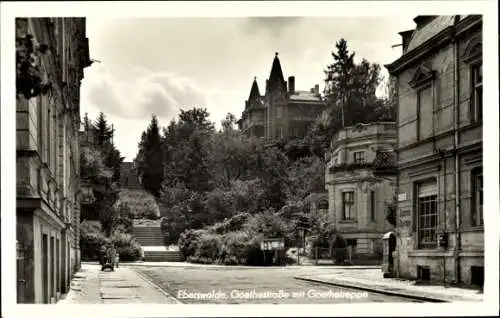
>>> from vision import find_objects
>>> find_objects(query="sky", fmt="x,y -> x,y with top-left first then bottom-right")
80,16 -> 417,161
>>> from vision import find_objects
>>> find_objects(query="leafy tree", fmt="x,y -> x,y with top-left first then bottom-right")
221,112 -> 237,133
79,145 -> 120,236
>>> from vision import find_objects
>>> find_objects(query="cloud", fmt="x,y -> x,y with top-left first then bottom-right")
242,17 -> 303,37
83,65 -> 207,120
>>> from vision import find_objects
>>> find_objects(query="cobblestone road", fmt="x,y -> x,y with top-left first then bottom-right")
133,266 -> 421,304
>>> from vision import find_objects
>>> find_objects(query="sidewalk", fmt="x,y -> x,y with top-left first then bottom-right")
58,263 -> 181,304
294,269 -> 483,302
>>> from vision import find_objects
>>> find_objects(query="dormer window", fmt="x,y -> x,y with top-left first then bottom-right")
463,37 -> 482,123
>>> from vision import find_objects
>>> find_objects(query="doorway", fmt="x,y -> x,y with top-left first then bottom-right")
42,234 -> 49,304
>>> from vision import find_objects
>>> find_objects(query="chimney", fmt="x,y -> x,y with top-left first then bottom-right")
314,84 -> 320,95
413,16 -> 437,28
288,76 -> 295,94
398,30 -> 414,53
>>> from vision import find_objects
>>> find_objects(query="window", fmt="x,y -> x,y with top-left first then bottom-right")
318,199 -> 329,212
471,63 -> 483,122
370,191 -> 376,221
353,151 -> 365,163
417,86 -> 433,140
342,191 -> 355,220
471,167 -> 483,226
416,182 -> 438,249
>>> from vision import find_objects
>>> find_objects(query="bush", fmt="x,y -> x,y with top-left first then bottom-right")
194,233 -> 222,261
243,210 -> 295,247
186,255 -> 215,264
178,229 -> 206,258
113,217 -> 133,234
111,231 -> 142,261
160,209 -> 189,245
80,231 -> 110,261
219,231 -> 251,265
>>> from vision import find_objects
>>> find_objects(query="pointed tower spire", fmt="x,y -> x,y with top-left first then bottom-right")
267,52 -> 286,93
246,76 -> 263,109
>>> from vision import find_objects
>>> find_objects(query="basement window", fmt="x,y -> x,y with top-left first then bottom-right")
417,265 -> 431,281
470,266 -> 484,288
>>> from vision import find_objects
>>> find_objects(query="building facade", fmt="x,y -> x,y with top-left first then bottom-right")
237,53 -> 325,139
325,123 -> 397,261
16,18 -> 92,303
386,15 -> 483,287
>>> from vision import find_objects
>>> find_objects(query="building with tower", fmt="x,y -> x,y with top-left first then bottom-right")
237,53 -> 325,139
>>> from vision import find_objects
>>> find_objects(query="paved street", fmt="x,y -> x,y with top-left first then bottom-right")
132,265 -> 421,304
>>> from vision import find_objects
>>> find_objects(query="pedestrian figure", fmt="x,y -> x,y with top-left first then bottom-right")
99,244 -> 107,265
114,252 -> 120,268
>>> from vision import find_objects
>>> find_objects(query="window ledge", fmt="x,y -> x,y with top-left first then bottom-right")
408,249 -> 454,257
339,220 -> 357,224
460,226 -> 484,233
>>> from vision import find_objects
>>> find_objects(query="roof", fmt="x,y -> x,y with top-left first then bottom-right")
267,52 -> 286,91
289,90 -> 322,102
405,16 -> 457,52
248,77 -> 262,104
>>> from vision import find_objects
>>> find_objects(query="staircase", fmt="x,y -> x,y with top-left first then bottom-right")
132,226 -> 164,246
132,225 -> 183,262
143,249 -> 183,262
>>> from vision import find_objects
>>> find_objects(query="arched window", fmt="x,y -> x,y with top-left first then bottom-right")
463,37 -> 482,123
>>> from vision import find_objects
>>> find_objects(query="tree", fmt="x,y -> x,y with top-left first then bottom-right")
136,115 -> 164,197
307,38 -> 395,161
221,112 -> 237,133
79,145 -> 120,236
94,112 -> 114,147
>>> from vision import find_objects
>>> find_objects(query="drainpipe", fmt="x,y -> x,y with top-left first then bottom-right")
451,20 -> 461,285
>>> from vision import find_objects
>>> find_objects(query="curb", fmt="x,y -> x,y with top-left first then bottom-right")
133,269 -> 184,304
293,276 -> 448,303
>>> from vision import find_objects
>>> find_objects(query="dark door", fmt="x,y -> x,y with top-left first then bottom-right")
50,237 -> 55,300
56,239 -> 60,294
388,234 -> 396,267
16,241 -> 25,303
42,234 -> 49,304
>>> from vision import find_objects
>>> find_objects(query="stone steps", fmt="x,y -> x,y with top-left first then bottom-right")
132,226 -> 164,247
143,250 -> 183,262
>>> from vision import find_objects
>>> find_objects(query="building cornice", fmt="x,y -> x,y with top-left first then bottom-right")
386,16 -> 482,75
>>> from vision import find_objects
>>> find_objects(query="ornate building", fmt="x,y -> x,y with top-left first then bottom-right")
16,18 -> 92,303
386,15 -> 483,287
325,122 -> 397,263
237,53 -> 325,139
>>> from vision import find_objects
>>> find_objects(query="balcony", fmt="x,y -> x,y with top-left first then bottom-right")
330,122 -> 397,148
